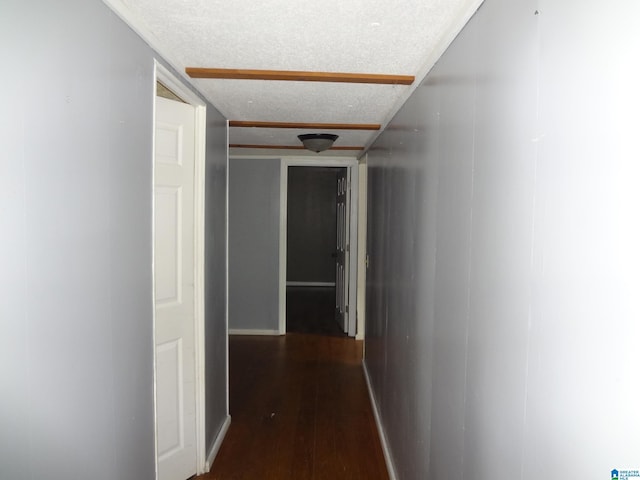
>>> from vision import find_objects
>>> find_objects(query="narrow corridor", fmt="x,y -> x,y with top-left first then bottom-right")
199,318 -> 388,479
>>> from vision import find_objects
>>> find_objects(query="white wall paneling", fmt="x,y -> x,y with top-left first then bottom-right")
364,0 -> 640,478
1,2 -> 157,478
0,3 -> 229,478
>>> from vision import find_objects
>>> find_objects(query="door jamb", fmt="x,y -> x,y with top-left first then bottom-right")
279,156 -> 359,337
153,60 -> 208,476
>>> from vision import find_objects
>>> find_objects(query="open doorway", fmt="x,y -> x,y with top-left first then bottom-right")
278,157 -> 359,338
286,166 -> 346,336
227,156 -> 358,337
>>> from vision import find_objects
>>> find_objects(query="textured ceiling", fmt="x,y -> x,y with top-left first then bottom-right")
113,0 -> 483,157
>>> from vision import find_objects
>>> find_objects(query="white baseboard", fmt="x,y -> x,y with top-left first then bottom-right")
286,281 -> 336,287
362,362 -> 398,480
205,414 -> 231,472
228,328 -> 282,336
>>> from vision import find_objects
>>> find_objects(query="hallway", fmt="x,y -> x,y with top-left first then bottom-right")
199,331 -> 388,479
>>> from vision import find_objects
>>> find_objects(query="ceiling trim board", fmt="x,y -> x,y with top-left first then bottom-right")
229,144 -> 363,151
186,68 -> 414,85
229,121 -> 381,131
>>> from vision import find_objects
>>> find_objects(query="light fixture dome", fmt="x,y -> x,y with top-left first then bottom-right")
297,133 -> 338,153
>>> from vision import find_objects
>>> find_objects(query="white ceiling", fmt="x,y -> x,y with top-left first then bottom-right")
112,0 -> 483,157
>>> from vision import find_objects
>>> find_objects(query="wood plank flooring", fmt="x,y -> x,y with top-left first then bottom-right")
198,333 -> 389,480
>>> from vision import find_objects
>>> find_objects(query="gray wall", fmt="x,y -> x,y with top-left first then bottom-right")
365,0 -> 640,479
229,159 -> 281,332
204,85 -> 229,455
287,167 -> 339,283
0,1 -> 228,478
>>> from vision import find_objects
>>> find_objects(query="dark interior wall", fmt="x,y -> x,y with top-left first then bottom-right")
287,167 -> 340,283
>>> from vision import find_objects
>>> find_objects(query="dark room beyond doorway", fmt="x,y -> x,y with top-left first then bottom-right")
286,166 -> 346,336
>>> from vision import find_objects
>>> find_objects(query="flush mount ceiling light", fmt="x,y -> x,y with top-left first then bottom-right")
297,133 -> 339,153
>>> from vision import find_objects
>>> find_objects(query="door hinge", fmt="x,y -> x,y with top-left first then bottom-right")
346,305 -> 349,313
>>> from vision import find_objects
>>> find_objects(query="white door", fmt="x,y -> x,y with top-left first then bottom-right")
154,96 -> 197,480
335,168 -> 350,333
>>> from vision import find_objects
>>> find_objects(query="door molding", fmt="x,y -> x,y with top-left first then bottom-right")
279,157 -> 360,337
153,60 -> 208,476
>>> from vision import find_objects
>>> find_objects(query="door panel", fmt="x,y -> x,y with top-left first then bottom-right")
155,186 -> 182,305
156,338 -> 183,459
335,169 -> 350,333
154,96 -> 197,480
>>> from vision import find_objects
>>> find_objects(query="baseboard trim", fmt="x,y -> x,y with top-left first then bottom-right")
205,414 -> 231,472
286,281 -> 336,287
228,328 -> 282,336
362,362 -> 398,480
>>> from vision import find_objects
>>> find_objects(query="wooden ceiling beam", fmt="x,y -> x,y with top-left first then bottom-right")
229,121 -> 380,131
229,144 -> 363,151
186,68 -> 414,85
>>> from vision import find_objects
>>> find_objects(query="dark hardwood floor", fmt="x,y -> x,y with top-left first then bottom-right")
198,296 -> 389,479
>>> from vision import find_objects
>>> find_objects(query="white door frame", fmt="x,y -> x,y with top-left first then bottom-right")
279,156 -> 359,337
153,60 -> 208,476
